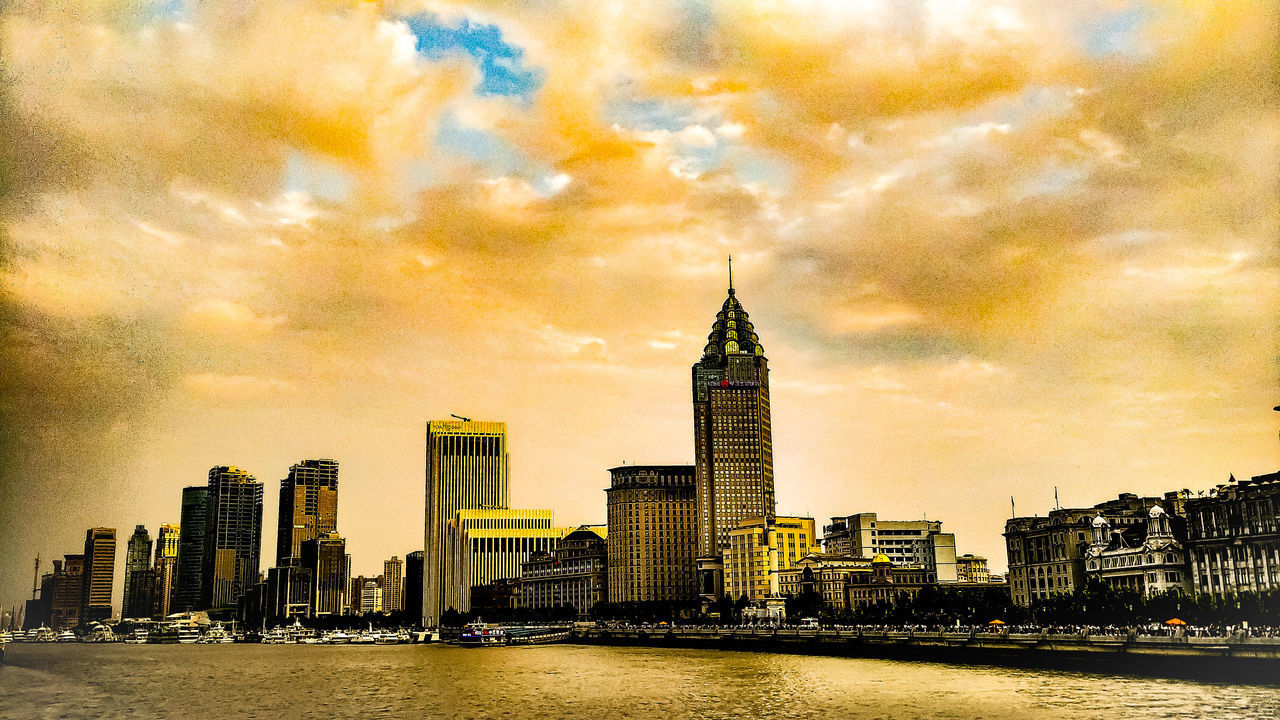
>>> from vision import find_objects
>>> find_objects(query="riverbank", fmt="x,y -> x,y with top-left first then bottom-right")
572,627 -> 1280,684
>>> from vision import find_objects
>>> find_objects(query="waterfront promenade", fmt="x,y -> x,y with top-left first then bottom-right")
573,626 -> 1280,683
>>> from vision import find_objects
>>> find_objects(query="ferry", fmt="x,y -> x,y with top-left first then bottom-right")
458,622 -> 508,647
124,628 -> 149,644
198,623 -> 234,644
57,630 -> 77,642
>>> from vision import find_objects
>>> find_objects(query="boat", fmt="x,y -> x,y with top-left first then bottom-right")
124,628 -> 149,644
57,630 -> 77,642
86,623 -> 116,643
261,627 -> 295,644
33,626 -> 57,643
324,630 -> 353,644
374,630 -> 400,645
177,624 -> 200,644
198,623 -> 233,644
458,621 -> 508,647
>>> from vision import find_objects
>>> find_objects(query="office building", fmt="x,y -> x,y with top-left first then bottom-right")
122,525 -> 154,619
606,465 -> 698,605
264,565 -> 312,621
81,527 -> 116,623
152,523 -> 180,618
1004,492 -> 1184,605
1084,505 -> 1191,596
50,556 -> 85,630
956,554 -> 990,583
723,516 -> 816,602
423,419 -> 509,626
1185,471 -> 1280,596
362,580 -> 383,614
520,526 -> 608,616
174,486 -> 209,612
383,556 -> 403,614
691,270 -> 776,602
300,531 -> 348,617
823,513 -> 958,582
405,551 -> 424,624
202,466 -> 264,610
441,508 -> 566,614
276,459 -> 339,566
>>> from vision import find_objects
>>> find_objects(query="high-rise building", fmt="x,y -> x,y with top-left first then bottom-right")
691,270 -> 775,602
405,551 -> 424,624
264,565 -> 312,621
300,531 -> 348,617
823,513 -> 958,582
152,523 -> 180,618
723,516 -> 816,603
423,420 -> 509,626
173,486 -> 209,612
383,556 -> 403,614
122,525 -> 154,619
50,556 -> 85,630
441,508 -> 567,614
606,465 -> 698,605
276,459 -> 339,566
202,466 -> 264,610
362,580 -> 383,614
81,528 -> 116,623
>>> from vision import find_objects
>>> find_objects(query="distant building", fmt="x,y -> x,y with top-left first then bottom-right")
349,575 -> 376,615
1185,471 -> 1280,597
276,459 -> 339,566
361,580 -> 383,614
723,516 -> 816,602
606,465 -> 698,605
405,551 -> 424,624
1003,492 -> 1185,606
122,525 -> 154,620
520,526 -> 608,616
470,578 -> 520,616
81,527 -> 116,623
152,523 -> 180,618
50,556 -> 85,630
956,554 -> 990,583
779,553 -> 936,611
23,569 -> 53,630
823,513 -> 957,582
264,565 -> 312,621
173,486 -> 209,612
383,556 -> 403,614
845,555 -> 936,609
442,508 -> 566,614
1084,505 -> 1191,596
424,420 -> 509,626
202,466 -> 264,611
300,532 -> 348,617
691,276 -> 776,603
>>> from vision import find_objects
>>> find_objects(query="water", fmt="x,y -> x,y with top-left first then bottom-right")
2,643 -> 1278,719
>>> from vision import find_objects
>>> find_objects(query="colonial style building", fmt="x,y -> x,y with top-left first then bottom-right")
520,526 -> 608,616
779,553 -> 936,611
723,516 -> 815,602
824,513 -> 957,582
1184,471 -> 1280,597
606,465 -> 698,605
1084,505 -> 1191,596
956,554 -> 990,583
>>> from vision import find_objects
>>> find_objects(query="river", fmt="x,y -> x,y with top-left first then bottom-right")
2,643 -> 1277,719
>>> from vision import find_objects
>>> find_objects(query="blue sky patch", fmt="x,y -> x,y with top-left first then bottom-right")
404,13 -> 542,100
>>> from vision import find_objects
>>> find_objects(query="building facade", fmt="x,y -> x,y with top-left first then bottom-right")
362,581 -> 383,614
202,466 -> 264,611
823,513 -> 957,582
152,523 -> 180,618
300,531 -> 348,617
405,550 -> 424,623
956,554 -> 990,583
122,525 -> 154,620
692,278 -> 776,602
81,527 -> 116,623
276,459 -> 339,566
1185,471 -> 1280,597
779,553 -> 936,611
606,465 -> 698,605
723,516 -> 816,602
1004,492 -> 1185,606
50,555 -> 85,630
1084,505 -> 1191,596
174,486 -> 208,612
520,527 -> 608,616
441,508 -> 565,614
424,420 -> 510,626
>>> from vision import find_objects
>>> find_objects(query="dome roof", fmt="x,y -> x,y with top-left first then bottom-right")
871,553 -> 891,564
1092,513 -> 1110,527
701,289 -> 766,362
1148,504 -> 1166,518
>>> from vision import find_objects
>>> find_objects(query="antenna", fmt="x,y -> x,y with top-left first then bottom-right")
728,255 -> 733,292
449,414 -> 472,423
32,554 -> 39,600
1054,486 -> 1060,511
1010,496 -> 1015,518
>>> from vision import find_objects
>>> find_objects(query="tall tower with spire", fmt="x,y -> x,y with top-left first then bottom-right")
692,259 -> 776,597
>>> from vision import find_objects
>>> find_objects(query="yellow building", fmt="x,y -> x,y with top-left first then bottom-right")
723,516 -> 816,602
442,508 -> 571,615
606,465 -> 698,605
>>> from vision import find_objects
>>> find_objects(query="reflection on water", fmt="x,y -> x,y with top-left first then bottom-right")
2,643 -> 1278,719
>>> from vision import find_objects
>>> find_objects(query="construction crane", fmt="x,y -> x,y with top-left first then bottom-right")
450,414 -> 472,422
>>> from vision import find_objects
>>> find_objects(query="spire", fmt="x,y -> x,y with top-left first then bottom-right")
727,254 -> 734,294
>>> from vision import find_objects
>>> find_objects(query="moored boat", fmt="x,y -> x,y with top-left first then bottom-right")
458,622 -> 508,647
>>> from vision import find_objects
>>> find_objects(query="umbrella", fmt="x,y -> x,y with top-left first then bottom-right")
988,619 -> 1006,625
1165,618 -> 1186,626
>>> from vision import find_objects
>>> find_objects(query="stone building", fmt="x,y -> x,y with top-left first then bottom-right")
1184,471 -> 1280,597
723,516 -> 816,602
823,513 -> 957,582
1084,505 -> 1191,596
605,465 -> 698,605
520,527 -> 608,616
778,553 -> 935,612
956,554 -> 990,583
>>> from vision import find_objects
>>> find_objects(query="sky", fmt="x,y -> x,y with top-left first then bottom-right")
0,0 -> 1277,615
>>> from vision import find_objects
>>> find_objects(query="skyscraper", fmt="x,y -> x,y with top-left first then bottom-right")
383,556 -> 403,614
153,523 -> 180,618
424,420 -> 509,626
81,527 -> 117,623
202,466 -> 264,611
173,486 -> 208,612
300,531 -> 347,617
276,459 -> 339,566
405,550 -> 424,624
691,266 -> 775,601
50,556 -> 85,630
606,465 -> 698,604
122,525 -> 154,619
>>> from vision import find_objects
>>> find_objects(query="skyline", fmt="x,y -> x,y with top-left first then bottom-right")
2,1 -> 1278,615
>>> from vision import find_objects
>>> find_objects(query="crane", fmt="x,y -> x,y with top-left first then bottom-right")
450,414 -> 472,422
